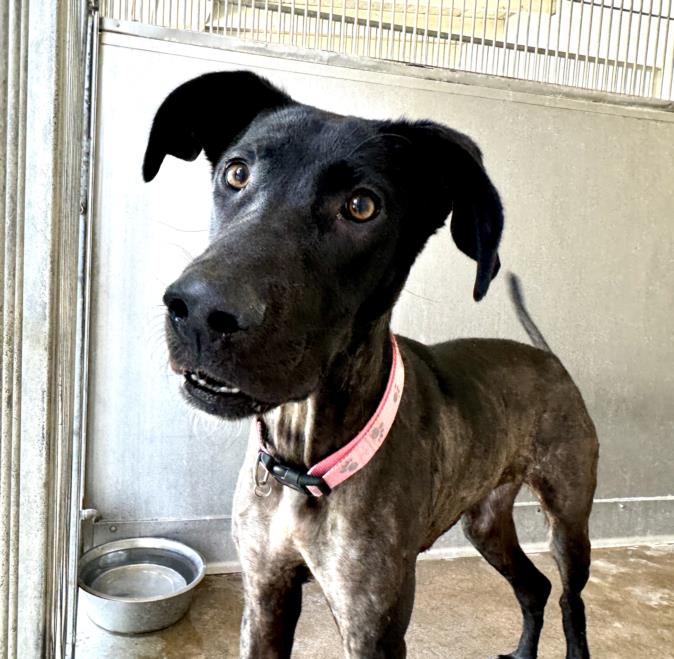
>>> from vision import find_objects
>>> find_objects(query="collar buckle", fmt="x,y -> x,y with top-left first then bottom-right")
258,451 -> 331,497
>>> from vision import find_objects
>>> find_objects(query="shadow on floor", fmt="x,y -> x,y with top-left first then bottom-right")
76,544 -> 674,658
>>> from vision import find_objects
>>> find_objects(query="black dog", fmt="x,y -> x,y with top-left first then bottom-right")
144,71 -> 598,659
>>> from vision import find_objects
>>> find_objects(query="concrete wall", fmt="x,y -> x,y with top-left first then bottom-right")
87,26 -> 674,568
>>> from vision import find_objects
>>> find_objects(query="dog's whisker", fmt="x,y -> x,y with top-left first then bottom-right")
152,219 -> 209,233
401,288 -> 439,303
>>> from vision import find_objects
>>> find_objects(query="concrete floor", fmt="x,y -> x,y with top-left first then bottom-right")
76,544 -> 674,658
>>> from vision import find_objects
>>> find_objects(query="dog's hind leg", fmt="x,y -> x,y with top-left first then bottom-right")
529,440 -> 597,659
547,513 -> 591,659
462,482 -> 552,659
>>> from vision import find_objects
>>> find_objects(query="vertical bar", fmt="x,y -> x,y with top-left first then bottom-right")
457,0 -> 467,70
252,0 -> 258,40
631,0 -> 646,94
314,0 -> 321,49
446,0 -> 457,67
601,0 -> 616,91
531,0 -> 544,81
511,0 -> 525,77
469,0 -> 478,70
540,0 -> 554,82
492,0 -> 502,73
399,0 -> 409,60
648,0 -> 664,96
376,0 -> 385,57
65,6 -> 98,654
609,0 -> 625,90
339,0 -> 346,52
411,0 -> 421,63
572,0 -> 587,87
0,1 -> 27,656
497,0 -> 512,76
659,0 -> 673,98
488,0 -> 499,74
479,0 -> 489,72
302,0 -> 309,47
590,0 -> 605,88
521,0 -> 534,80
290,0 -> 296,45
365,0 -> 373,56
277,1 -> 282,44
563,0 -> 578,86
638,1 -> 654,96
3,0 -> 88,655
423,0 -> 432,64
327,0 -> 335,49
581,0 -> 595,87
387,0 -> 396,59
620,0 -> 637,93
436,0 -> 446,64
550,0 -> 564,84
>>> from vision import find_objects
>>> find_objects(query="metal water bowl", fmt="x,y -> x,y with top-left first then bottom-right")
78,537 -> 205,634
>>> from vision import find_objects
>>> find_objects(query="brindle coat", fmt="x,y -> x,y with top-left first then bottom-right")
143,71 -> 599,659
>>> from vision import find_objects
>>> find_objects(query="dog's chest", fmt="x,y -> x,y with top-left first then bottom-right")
266,488 -> 318,554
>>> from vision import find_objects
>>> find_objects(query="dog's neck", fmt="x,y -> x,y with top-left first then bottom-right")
260,315 -> 392,469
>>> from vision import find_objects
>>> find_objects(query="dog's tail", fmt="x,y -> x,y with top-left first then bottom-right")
507,273 -> 552,352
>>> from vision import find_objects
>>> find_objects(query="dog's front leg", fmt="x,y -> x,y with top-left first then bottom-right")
308,549 -> 417,659
234,470 -> 307,659
238,562 -> 305,659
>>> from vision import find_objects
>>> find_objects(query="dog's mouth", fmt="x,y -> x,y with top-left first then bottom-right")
184,370 -> 241,395
179,367 -> 276,419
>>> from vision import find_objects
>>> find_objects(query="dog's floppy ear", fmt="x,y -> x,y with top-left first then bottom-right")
394,121 -> 504,301
143,71 -> 294,182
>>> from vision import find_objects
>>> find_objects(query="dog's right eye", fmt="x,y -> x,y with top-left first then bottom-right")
225,162 -> 250,190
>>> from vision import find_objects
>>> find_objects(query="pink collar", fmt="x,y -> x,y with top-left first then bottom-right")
255,335 -> 405,497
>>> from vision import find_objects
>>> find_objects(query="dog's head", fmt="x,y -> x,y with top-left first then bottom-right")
144,71 -> 503,419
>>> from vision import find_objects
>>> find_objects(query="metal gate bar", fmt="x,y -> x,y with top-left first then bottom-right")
101,2 -> 674,111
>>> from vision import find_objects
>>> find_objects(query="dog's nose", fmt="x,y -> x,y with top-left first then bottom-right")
163,273 -> 254,340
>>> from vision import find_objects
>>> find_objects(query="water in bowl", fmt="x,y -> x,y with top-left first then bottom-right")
90,563 -> 187,599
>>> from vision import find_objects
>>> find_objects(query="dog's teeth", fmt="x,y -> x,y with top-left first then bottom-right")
185,371 -> 239,394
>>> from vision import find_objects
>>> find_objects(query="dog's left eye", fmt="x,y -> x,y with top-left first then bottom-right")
344,192 -> 379,222
225,161 -> 250,190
